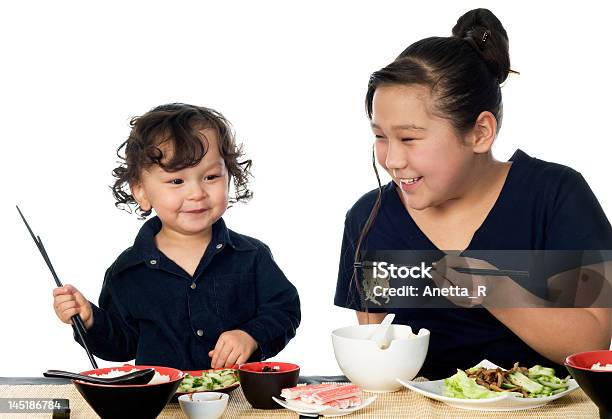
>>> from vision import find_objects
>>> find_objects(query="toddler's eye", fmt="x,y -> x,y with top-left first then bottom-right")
402,138 -> 414,142
169,179 -> 184,185
204,175 -> 220,181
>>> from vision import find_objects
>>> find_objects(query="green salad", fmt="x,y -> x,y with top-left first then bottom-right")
443,363 -> 570,399
177,369 -> 239,393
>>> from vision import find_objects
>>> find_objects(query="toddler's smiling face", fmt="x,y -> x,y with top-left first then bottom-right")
131,128 -> 229,238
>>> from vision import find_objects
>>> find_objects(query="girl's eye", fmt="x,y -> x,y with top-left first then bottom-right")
204,175 -> 220,181
402,138 -> 415,142
374,135 -> 386,140
169,179 -> 184,185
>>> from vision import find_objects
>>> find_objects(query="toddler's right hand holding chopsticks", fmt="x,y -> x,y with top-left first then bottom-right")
53,285 -> 94,329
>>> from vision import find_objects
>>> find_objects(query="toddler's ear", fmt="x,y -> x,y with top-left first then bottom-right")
130,182 -> 151,212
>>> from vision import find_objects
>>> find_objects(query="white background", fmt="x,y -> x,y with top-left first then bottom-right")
1,1 -> 611,377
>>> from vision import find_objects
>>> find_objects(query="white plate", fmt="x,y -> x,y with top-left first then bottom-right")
272,395 -> 377,417
397,359 -> 579,411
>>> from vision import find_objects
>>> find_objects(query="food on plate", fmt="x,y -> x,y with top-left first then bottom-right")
321,396 -> 362,409
178,369 -> 239,393
310,385 -> 360,405
281,383 -> 363,409
443,363 -> 570,399
591,362 -> 612,371
281,383 -> 333,400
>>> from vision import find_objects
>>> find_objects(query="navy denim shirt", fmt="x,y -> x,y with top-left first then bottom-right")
76,216 -> 301,370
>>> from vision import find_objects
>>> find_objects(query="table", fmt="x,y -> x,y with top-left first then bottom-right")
0,376 -> 599,418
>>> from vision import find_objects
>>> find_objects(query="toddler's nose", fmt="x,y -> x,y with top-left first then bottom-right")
186,180 -> 208,200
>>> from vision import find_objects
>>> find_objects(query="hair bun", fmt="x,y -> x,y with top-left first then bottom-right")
452,8 -> 510,84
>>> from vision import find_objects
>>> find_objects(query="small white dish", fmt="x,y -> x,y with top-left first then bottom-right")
272,395 -> 377,417
178,392 -> 229,419
397,359 -> 579,411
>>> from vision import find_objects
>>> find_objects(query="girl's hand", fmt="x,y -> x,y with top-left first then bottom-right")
52,284 -> 93,329
208,330 -> 258,368
431,254 -> 500,308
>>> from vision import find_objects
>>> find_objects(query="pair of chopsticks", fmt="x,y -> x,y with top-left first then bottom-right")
16,205 -> 98,369
354,262 -> 529,278
451,266 -> 529,278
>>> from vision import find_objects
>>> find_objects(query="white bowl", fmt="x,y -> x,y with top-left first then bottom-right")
178,392 -> 229,419
332,324 -> 430,392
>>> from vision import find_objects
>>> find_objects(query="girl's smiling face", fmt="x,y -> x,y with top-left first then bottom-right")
131,128 -> 229,238
371,84 -> 479,211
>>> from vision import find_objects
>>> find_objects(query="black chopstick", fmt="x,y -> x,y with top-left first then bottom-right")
37,237 -> 99,369
354,262 -> 529,278
451,267 -> 529,278
36,236 -> 62,287
16,205 -> 99,369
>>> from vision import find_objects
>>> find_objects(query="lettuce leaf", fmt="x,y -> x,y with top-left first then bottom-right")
443,369 -> 502,399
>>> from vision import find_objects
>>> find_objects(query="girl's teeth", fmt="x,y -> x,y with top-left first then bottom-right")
401,177 -> 422,184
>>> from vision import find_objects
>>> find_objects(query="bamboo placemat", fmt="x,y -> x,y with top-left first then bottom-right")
0,382 -> 599,418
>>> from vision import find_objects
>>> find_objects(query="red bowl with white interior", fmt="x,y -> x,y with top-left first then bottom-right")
74,365 -> 184,418
565,350 -> 612,419
238,362 -> 300,409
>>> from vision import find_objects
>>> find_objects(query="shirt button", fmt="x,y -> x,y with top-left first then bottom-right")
196,329 -> 204,337
215,243 -> 223,250
149,260 -> 157,265
190,282 -> 197,290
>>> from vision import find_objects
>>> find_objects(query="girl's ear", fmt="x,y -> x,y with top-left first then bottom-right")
131,181 -> 152,212
470,111 -> 497,154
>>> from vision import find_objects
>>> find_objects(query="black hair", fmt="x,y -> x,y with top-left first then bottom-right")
366,8 -> 511,135
111,103 -> 252,218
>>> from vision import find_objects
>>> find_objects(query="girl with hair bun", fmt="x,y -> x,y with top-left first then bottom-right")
334,9 -> 611,379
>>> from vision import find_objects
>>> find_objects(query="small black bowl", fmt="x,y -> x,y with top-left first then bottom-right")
73,365 -> 184,419
238,362 -> 299,409
565,350 -> 612,419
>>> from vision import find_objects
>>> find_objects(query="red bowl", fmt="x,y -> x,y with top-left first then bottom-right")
565,350 -> 612,372
239,362 -> 300,374
564,350 -> 612,419
238,362 -> 300,409
74,365 -> 184,418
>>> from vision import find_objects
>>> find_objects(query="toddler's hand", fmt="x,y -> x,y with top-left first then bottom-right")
209,330 -> 258,368
52,284 -> 93,329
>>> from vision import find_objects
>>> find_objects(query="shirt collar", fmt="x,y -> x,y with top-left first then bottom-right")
112,216 -> 256,275
211,217 -> 257,252
509,148 -> 529,163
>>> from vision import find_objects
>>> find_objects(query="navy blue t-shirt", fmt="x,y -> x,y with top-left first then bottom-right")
334,149 -> 612,379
